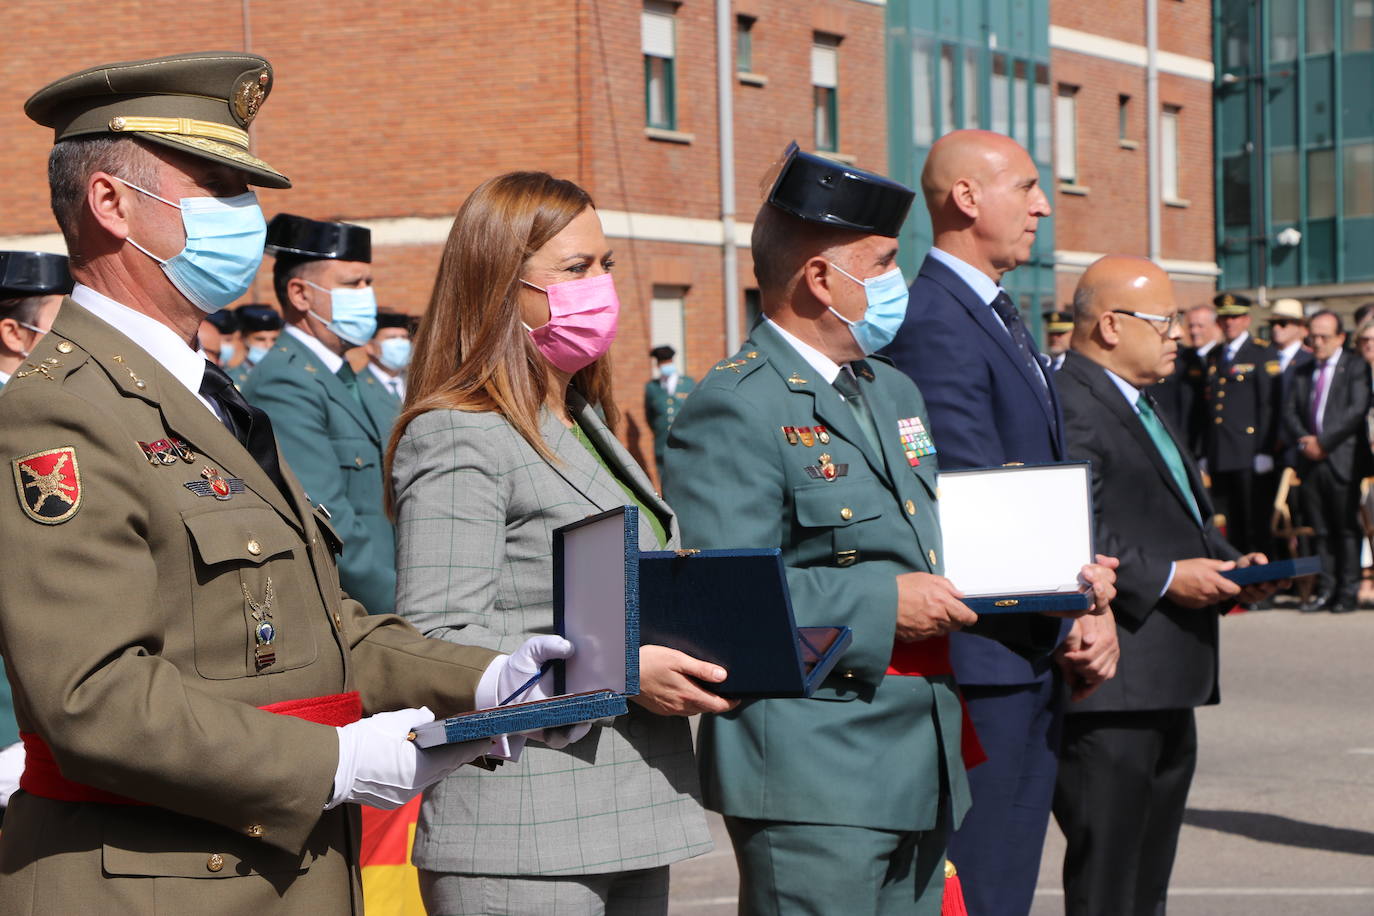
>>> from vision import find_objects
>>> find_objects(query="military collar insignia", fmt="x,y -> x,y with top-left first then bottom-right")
184,466 -> 246,500
786,372 -> 808,385
14,357 -> 62,381
13,446 -> 81,524
110,355 -> 147,390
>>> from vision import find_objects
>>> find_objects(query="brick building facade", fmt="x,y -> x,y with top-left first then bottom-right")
1049,0 -> 1220,311
0,0 -> 887,478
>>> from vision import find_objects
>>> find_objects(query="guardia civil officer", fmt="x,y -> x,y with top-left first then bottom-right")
0,251 -> 70,388
243,214 -> 397,614
644,343 -> 695,477
361,310 -> 411,417
0,51 -> 577,914
199,306 -> 239,367
1204,292 -> 1280,554
0,250 -> 70,820
665,144 -> 1115,916
232,302 -> 283,386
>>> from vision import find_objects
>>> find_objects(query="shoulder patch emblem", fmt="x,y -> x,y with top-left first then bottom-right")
13,447 -> 82,524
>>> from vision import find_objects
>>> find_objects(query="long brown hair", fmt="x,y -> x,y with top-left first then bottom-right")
385,171 -> 620,512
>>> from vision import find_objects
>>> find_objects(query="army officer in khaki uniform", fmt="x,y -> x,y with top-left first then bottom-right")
0,51 -> 575,915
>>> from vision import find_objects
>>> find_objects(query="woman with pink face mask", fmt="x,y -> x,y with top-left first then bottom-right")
385,172 -> 733,915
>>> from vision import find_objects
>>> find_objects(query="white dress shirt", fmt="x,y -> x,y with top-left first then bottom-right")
367,361 -> 405,400
70,284 -> 221,420
1277,340 -> 1304,373
766,318 -> 844,384
285,323 -> 344,374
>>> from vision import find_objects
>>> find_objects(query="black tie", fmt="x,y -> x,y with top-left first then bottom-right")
199,360 -> 290,499
832,363 -> 883,457
990,292 -> 1054,414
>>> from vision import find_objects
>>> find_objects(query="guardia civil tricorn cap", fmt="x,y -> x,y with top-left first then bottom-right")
24,51 -> 289,189
265,214 -> 371,263
765,142 -> 914,238
0,251 -> 73,299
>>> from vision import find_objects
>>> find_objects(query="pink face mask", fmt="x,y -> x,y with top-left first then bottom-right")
521,272 -> 620,373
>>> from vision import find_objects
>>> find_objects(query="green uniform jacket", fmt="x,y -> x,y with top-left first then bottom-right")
0,377 -> 13,750
665,321 -> 1053,834
0,300 -> 496,914
229,360 -> 252,390
357,365 -> 402,444
644,374 -> 695,470
243,332 -> 396,615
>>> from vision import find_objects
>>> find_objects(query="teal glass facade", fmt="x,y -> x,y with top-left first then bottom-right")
1216,0 -> 1374,291
886,0 -> 1056,334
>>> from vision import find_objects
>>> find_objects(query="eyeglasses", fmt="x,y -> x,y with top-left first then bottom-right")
1110,309 -> 1180,338
1270,319 -> 1302,328
1358,336 -> 1374,346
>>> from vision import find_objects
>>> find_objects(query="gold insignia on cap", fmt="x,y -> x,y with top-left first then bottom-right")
1221,294 -> 1235,306
233,71 -> 270,126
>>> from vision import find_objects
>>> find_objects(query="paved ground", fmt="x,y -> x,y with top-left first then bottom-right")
669,607 -> 1374,914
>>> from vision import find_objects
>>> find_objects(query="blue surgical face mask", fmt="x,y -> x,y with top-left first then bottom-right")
659,362 -> 678,379
826,263 -> 909,355
247,344 -> 271,366
218,342 -> 237,364
378,337 -> 412,371
115,177 -> 266,314
304,280 -> 378,347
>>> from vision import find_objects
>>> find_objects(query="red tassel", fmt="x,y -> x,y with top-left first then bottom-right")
942,860 -> 970,916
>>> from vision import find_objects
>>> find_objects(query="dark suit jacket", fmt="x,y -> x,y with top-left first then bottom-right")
881,253 -> 1066,685
1151,346 -> 1201,454
1282,349 -> 1373,483
1273,346 -> 1315,465
1057,351 -> 1240,712
1203,335 -> 1279,472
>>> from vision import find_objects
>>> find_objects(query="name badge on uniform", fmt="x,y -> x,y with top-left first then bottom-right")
898,416 -> 936,467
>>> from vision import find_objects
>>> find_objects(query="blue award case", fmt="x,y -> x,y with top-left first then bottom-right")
938,462 -> 1096,615
412,507 -> 641,748
637,547 -> 852,698
1221,555 -> 1320,585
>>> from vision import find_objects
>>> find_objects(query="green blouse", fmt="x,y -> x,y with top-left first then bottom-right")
569,424 -> 669,548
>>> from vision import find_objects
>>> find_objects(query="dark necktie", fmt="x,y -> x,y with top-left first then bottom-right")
990,292 -> 1052,401
832,364 -> 883,457
199,360 -> 290,499
337,362 -> 364,405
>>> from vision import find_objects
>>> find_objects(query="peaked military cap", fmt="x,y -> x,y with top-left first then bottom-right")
766,142 -> 914,238
1213,291 -> 1253,317
0,251 -> 73,299
25,51 -> 289,189
1044,310 -> 1073,334
236,303 -> 284,333
265,214 -> 371,263
203,308 -> 239,334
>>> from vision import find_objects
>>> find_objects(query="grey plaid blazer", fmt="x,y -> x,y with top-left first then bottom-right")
391,392 -> 711,876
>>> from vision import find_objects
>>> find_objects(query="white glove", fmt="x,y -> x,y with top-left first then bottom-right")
475,634 -> 592,750
1254,454 -> 1275,474
0,741 -> 24,808
327,707 -> 495,810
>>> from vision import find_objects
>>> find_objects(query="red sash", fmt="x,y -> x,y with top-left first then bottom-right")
18,690 -> 363,805
886,638 -> 987,769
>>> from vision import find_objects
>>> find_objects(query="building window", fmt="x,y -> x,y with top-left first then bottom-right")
1346,0 -> 1374,52
1308,148 -> 1337,219
991,55 -> 1010,136
1033,64 -> 1051,162
736,16 -> 755,72
1118,95 -> 1132,142
1055,85 -> 1077,184
1272,0 -> 1300,61
1344,143 -> 1374,218
1271,148 -> 1300,224
912,36 -> 935,146
1161,105 -> 1181,200
812,34 -> 840,152
963,48 -> 981,129
1308,0 -> 1336,55
643,1 -> 677,130
1013,60 -> 1030,147
940,44 -> 957,137
650,286 -> 687,364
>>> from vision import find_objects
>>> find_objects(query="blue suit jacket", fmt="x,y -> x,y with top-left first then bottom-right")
881,254 -> 1068,685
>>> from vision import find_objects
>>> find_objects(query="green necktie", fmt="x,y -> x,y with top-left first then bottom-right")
336,363 -> 363,406
832,365 -> 883,457
1136,392 -> 1202,525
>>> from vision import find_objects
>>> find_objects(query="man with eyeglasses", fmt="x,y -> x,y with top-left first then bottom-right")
1053,255 -> 1274,916
1203,293 -> 1280,556
1282,310 -> 1372,613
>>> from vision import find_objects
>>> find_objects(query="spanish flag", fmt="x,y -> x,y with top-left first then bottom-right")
360,799 -> 427,916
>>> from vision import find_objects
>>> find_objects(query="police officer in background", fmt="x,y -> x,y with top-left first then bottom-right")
644,343 -> 694,478
1043,309 -> 1072,371
1204,292 -> 1279,554
3,50 -> 575,914
244,214 -> 397,614
0,250 -> 70,821
198,306 -> 239,367
0,251 -> 70,388
232,302 -> 283,386
362,310 -> 411,407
